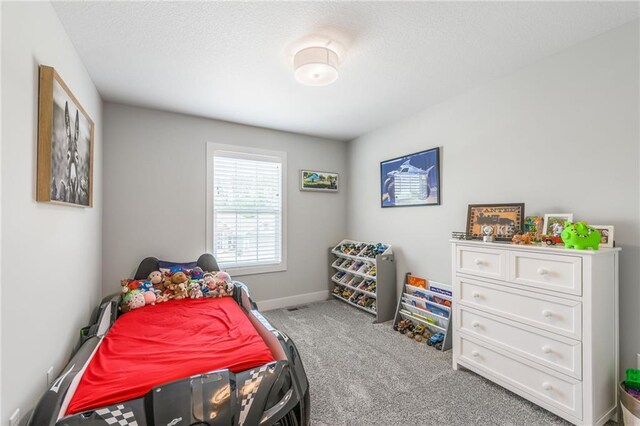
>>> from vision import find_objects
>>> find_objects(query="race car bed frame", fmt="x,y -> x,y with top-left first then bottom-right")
24,254 -> 310,426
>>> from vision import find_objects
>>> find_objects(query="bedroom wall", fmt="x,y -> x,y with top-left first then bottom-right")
1,2 -> 103,424
347,20 -> 639,373
0,3 -> 4,422
102,103 -> 348,306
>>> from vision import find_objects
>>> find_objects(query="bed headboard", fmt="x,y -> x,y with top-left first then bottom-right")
133,253 -> 220,280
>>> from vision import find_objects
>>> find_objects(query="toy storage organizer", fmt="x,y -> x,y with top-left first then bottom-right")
330,239 -> 396,323
393,273 -> 453,351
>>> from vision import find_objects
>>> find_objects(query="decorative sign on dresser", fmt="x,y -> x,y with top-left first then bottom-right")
451,240 -> 620,426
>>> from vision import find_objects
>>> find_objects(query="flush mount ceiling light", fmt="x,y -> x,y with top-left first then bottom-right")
293,46 -> 340,86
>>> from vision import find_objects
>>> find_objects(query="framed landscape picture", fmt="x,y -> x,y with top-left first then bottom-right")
380,147 -> 440,208
37,65 -> 94,207
300,170 -> 338,192
466,203 -> 525,241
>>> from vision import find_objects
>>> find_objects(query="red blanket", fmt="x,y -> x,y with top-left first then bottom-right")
66,297 -> 274,415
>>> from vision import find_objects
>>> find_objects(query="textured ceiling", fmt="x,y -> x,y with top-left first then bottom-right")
52,1 -> 639,141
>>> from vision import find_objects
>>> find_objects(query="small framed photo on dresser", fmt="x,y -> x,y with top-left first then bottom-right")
542,213 -> 573,237
591,225 -> 614,248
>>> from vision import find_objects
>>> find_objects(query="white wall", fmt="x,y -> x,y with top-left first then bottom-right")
1,2 -> 103,423
102,103 -> 347,305
347,21 -> 639,372
0,2 -> 4,422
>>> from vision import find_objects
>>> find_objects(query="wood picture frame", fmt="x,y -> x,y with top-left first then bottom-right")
37,65 -> 94,207
300,170 -> 339,192
466,203 -> 525,241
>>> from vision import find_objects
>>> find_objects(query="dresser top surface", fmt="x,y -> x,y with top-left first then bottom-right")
450,239 -> 621,256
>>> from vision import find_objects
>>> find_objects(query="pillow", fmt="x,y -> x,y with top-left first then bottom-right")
158,260 -> 198,274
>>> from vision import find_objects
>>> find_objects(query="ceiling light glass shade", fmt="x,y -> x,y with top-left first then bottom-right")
293,46 -> 339,86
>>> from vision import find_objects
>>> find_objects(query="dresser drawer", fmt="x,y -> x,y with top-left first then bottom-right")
457,277 -> 582,340
458,306 -> 582,379
508,251 -> 582,296
456,246 -> 507,280
458,336 -> 582,418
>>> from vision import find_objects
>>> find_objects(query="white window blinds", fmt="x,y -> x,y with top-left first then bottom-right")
212,152 -> 283,269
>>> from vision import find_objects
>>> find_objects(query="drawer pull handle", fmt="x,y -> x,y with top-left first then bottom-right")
542,382 -> 553,391
537,267 -> 549,276
474,258 -> 484,266
472,292 -> 481,299
542,346 -> 552,354
472,321 -> 480,328
471,350 -> 480,358
542,310 -> 553,318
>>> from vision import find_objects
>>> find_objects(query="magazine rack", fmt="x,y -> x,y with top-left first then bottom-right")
392,273 -> 452,351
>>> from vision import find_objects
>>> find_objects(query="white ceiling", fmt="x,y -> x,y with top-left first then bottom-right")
52,1 -> 639,141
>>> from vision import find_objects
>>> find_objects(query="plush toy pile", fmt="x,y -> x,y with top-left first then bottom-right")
119,267 -> 234,313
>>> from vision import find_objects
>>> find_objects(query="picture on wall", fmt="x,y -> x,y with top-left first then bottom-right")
466,203 -> 525,241
380,147 -> 440,208
542,213 -> 574,237
37,65 -> 94,207
300,170 -> 338,192
591,225 -> 614,248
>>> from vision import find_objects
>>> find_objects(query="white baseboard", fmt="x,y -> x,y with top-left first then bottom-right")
257,290 -> 330,311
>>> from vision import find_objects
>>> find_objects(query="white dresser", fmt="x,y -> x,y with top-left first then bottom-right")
451,240 -> 620,425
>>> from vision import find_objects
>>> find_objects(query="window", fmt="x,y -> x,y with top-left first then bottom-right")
207,143 -> 287,275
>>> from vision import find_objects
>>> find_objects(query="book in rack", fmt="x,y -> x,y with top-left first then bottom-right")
330,239 -> 396,322
393,273 -> 453,351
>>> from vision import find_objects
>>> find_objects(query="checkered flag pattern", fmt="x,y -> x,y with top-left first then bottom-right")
95,404 -> 138,426
238,365 -> 269,425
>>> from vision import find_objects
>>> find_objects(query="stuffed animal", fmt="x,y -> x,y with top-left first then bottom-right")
136,280 -> 156,305
171,271 -> 188,285
188,281 -> 203,299
120,279 -> 132,294
138,280 -> 153,292
203,273 -> 219,297
120,289 -> 145,313
121,279 -> 143,292
215,271 -> 231,283
169,266 -> 185,274
225,282 -> 234,297
214,271 -> 232,297
199,280 -> 210,297
156,290 -> 172,304
129,280 -> 145,290
172,282 -> 189,300
190,267 -> 204,280
168,272 -> 190,300
148,270 -> 164,289
216,281 -> 227,297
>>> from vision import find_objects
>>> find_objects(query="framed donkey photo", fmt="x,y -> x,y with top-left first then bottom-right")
37,65 -> 94,207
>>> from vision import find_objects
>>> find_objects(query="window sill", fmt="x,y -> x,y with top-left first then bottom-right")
224,262 -> 287,277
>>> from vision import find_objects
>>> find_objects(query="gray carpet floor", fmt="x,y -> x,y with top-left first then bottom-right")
263,300 -> 578,426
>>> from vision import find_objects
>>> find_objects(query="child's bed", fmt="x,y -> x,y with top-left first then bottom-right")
67,297 -> 275,415
25,254 -> 310,426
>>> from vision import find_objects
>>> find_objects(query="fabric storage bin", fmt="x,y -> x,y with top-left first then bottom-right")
621,381 -> 640,425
